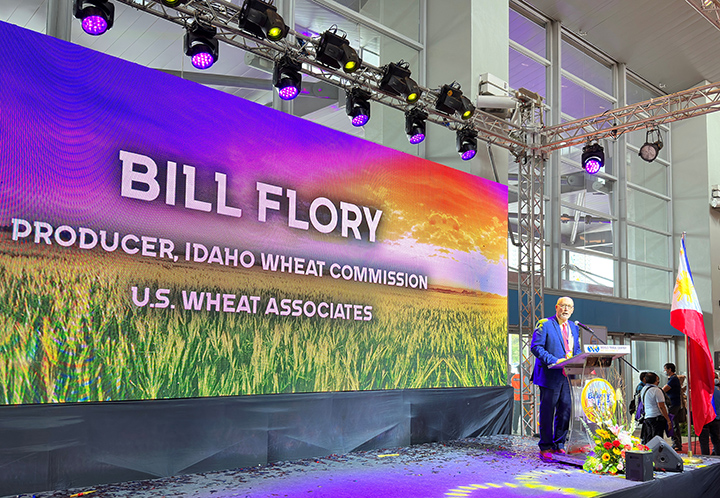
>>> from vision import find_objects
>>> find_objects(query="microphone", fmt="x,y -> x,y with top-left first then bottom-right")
574,321 -> 592,332
575,320 -> 640,373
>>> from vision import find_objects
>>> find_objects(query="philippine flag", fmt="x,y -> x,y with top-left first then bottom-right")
670,237 -> 715,435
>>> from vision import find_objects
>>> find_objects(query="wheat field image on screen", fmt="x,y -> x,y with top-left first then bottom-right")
0,241 -> 507,404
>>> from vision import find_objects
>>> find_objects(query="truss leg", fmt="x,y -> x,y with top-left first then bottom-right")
517,152 -> 545,437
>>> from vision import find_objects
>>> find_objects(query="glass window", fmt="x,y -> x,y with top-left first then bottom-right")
560,168 -> 615,216
627,226 -> 670,267
509,47 -> 546,99
627,263 -> 672,304
561,76 -> 614,120
675,339 -> 686,375
293,0 -> 421,153
561,249 -> 614,295
627,78 -> 661,106
632,339 -> 669,378
509,9 -> 546,57
626,188 -> 669,232
561,40 -> 613,95
330,0 -> 421,41
626,148 -> 668,195
560,205 -> 614,255
295,0 -> 419,73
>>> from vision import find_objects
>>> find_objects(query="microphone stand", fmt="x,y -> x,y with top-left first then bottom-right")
575,321 -> 640,374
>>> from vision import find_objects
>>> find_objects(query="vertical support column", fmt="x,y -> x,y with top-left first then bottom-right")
547,19 -> 561,289
273,0 -> 295,115
47,0 -> 73,41
616,63 -> 628,300
518,146 -> 546,436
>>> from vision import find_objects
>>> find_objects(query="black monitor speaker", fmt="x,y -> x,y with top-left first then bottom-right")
647,435 -> 684,472
625,450 -> 653,481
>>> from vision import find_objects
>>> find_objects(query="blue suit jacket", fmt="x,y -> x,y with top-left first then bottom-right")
530,316 -> 582,388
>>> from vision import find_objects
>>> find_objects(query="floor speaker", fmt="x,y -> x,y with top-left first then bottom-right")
647,435 -> 684,472
625,450 -> 654,481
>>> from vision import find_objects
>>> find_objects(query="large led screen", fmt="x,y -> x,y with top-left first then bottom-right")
0,21 -> 508,404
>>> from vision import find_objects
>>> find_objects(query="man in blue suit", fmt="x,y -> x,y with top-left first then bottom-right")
531,296 -> 582,460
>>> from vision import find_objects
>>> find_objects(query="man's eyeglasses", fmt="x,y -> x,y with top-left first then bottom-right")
558,304 -> 574,309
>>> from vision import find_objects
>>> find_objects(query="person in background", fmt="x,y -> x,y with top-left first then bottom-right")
629,371 -> 648,417
530,296 -> 582,460
662,362 -> 683,451
640,372 -> 671,444
699,372 -> 720,456
635,372 -> 648,395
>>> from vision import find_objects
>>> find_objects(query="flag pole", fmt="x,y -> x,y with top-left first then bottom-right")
684,233 -> 693,456
681,232 -> 701,462
686,331 -> 694,457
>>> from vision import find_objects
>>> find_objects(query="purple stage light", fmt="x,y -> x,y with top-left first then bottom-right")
461,149 -> 476,161
82,15 -> 108,36
191,52 -> 215,70
351,114 -> 369,127
278,85 -> 299,100
584,158 -> 602,174
409,133 -> 425,144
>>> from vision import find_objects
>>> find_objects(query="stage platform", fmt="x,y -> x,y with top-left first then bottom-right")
11,435 -> 720,498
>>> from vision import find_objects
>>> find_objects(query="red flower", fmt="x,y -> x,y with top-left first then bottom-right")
604,442 -> 613,449
613,440 -> 621,447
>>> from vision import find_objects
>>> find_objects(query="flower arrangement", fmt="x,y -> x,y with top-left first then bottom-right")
582,422 -> 650,475
581,387 -> 650,475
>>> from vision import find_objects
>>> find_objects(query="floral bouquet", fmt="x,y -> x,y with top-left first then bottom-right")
582,421 -> 650,475
581,387 -> 650,475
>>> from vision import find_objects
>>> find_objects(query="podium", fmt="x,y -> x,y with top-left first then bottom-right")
550,344 -> 631,455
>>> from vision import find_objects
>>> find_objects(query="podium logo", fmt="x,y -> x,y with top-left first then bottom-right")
580,378 -> 617,423
587,345 -> 601,353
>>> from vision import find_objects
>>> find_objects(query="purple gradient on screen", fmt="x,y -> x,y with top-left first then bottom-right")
461,149 -> 476,161
81,16 -> 108,36
191,52 -> 214,70
584,158 -> 602,174
409,133 -> 425,144
351,114 -> 369,127
0,20 -> 509,297
278,85 -> 299,100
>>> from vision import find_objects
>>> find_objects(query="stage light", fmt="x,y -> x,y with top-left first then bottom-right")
346,88 -> 371,127
639,128 -> 663,163
456,128 -> 478,161
316,29 -> 361,74
581,142 -> 604,174
184,22 -> 219,70
405,108 -> 427,144
379,61 -> 423,104
237,0 -> 289,41
435,83 -> 475,120
73,0 -> 114,36
273,56 -> 302,101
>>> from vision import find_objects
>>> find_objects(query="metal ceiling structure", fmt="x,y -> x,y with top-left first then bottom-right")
114,0 -> 529,151
111,1 -> 720,153
541,81 -> 720,153
686,0 -> 720,32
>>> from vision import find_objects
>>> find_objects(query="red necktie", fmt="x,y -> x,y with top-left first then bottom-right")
562,322 -> 570,355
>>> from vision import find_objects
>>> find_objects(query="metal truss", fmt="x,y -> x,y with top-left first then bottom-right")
116,0 -> 527,151
540,81 -> 720,152
114,1 -> 720,158
516,150 -> 545,436
686,0 -> 720,31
